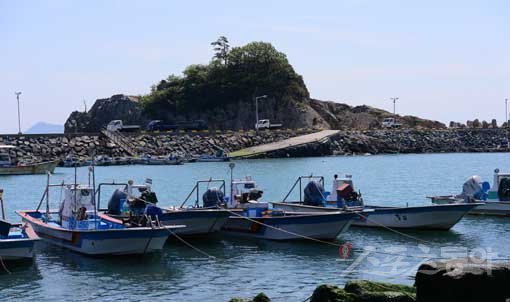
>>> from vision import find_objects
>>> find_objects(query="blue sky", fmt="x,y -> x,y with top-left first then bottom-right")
1,0 -> 509,133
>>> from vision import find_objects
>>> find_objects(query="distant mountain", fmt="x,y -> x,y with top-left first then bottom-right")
25,122 -> 64,134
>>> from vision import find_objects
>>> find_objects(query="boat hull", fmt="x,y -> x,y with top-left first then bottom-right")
18,211 -> 171,255
0,160 -> 59,175
272,202 -> 479,230
467,201 -> 510,216
221,212 -> 354,240
430,196 -> 510,216
0,239 -> 36,260
0,229 -> 38,261
160,209 -> 233,237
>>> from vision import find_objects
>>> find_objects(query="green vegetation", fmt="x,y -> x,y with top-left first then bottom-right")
141,37 -> 309,119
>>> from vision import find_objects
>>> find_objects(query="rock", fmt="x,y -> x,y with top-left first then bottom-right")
345,280 -> 416,302
310,285 -> 356,302
228,293 -> 270,302
415,259 -> 510,302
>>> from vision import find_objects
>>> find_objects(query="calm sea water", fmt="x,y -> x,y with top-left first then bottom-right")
1,153 -> 509,301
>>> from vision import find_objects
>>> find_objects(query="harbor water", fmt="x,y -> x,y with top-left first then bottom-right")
1,152 -> 509,301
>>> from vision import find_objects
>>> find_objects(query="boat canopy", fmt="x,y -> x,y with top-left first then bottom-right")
59,185 -> 95,227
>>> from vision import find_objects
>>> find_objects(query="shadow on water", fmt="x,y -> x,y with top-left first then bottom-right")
35,241 -> 182,282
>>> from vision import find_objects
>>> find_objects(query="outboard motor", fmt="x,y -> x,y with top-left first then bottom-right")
304,181 -> 325,206
202,188 -> 225,208
107,189 -> 128,215
461,176 -> 483,202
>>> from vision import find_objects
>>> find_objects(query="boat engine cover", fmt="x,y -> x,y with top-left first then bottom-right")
202,188 -> 225,208
304,181 -> 325,206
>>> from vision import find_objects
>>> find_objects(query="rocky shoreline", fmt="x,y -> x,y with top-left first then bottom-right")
229,259 -> 510,301
0,128 -> 508,165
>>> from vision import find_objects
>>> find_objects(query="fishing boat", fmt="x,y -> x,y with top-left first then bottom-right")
0,145 -> 58,175
221,175 -> 357,240
133,154 -> 183,165
0,189 -> 39,261
98,179 -> 234,237
18,172 -> 183,255
195,150 -> 229,162
272,175 -> 480,230
62,153 -> 83,167
429,169 -> 510,216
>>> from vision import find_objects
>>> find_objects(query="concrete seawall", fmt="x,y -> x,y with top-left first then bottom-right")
0,128 -> 508,164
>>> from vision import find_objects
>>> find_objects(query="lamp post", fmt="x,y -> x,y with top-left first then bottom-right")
390,97 -> 399,116
15,92 -> 22,135
255,95 -> 268,130
506,98 -> 508,128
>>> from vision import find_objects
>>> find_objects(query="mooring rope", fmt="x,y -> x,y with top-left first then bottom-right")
225,209 -> 343,247
166,228 -> 216,259
0,255 -> 11,274
350,211 -> 432,244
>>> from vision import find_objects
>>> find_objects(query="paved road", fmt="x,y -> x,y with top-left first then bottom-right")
230,130 -> 340,158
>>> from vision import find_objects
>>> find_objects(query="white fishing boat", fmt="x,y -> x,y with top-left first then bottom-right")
221,175 -> 357,240
134,154 -> 183,165
0,145 -> 58,175
62,154 -> 82,167
0,189 -> 39,261
430,169 -> 510,216
98,179 -> 234,237
272,175 -> 480,230
18,172 -> 183,255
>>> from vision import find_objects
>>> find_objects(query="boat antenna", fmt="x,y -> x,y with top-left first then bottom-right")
229,162 -> 235,206
0,189 -> 5,220
91,162 -> 97,230
46,172 -> 50,222
74,166 -> 78,215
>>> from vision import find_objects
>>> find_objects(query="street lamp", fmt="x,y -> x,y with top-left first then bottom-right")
15,92 -> 22,135
506,98 -> 508,128
255,95 -> 268,129
390,97 -> 399,116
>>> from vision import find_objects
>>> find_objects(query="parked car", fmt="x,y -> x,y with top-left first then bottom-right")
381,118 -> 402,129
106,120 -> 141,132
255,119 -> 282,130
146,120 -> 208,131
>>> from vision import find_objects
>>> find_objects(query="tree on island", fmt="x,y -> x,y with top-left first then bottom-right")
141,37 -> 308,123
211,36 -> 230,65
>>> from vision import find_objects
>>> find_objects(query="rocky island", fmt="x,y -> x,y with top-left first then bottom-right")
1,38 -> 508,164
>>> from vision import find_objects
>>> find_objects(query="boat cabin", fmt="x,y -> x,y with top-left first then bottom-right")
229,176 -> 266,210
489,169 -> 510,201
58,184 -> 98,229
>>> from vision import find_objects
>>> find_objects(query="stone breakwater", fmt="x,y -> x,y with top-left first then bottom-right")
253,128 -> 510,158
0,129 -> 509,164
0,131 -> 302,164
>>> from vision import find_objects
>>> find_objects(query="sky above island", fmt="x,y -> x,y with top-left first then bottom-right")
1,0 -> 509,133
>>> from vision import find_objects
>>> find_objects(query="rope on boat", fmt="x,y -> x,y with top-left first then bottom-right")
166,229 -> 216,259
224,209 -> 452,260
0,255 -> 12,274
351,211 -> 432,245
225,209 -> 343,248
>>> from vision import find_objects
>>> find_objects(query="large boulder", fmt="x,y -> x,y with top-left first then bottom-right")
65,94 -> 145,133
415,259 -> 510,302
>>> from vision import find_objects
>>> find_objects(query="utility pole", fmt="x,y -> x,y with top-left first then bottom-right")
255,95 -> 267,130
390,97 -> 399,116
15,92 -> 22,135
